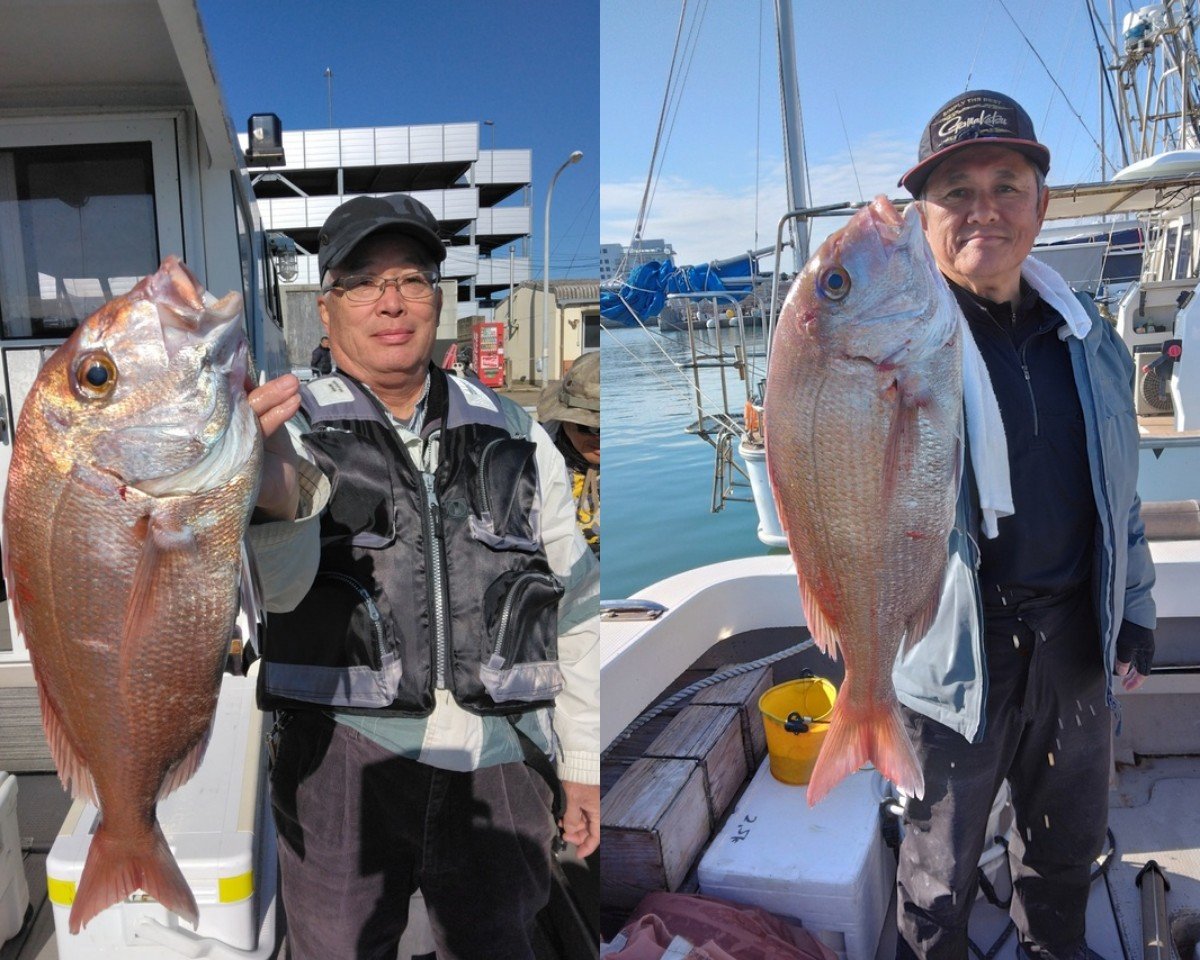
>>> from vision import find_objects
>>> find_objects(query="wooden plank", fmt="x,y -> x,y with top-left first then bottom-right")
692,666 -> 774,767
601,758 -> 710,916
644,705 -> 747,824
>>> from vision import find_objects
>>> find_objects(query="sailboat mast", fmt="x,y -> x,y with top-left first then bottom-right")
774,0 -> 808,273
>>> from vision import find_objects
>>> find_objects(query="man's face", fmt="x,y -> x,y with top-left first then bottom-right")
563,420 -> 600,466
318,234 -> 441,388
918,145 -> 1049,299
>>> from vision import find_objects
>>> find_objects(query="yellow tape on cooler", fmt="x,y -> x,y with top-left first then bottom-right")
47,877 -> 76,906
218,870 -> 254,903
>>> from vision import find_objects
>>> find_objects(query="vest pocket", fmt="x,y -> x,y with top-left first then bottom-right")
262,571 -> 401,708
304,427 -> 397,548
468,437 -> 541,552
479,570 -> 565,703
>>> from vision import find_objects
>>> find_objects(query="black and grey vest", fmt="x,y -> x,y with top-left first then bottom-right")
258,368 -> 565,717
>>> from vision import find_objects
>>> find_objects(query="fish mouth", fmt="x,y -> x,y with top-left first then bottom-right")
122,258 -> 256,496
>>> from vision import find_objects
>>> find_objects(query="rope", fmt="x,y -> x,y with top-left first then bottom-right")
601,638 -> 815,760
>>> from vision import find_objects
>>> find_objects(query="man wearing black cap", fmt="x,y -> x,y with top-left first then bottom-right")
891,91 -> 1156,960
242,193 -> 600,960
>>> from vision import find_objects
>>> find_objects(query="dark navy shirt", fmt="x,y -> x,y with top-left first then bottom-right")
950,278 -> 1097,601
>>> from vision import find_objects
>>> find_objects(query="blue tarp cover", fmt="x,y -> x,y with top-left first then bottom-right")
600,257 -> 753,327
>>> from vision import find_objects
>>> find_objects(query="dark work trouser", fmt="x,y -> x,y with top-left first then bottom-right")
269,711 -> 557,960
896,587 -> 1111,960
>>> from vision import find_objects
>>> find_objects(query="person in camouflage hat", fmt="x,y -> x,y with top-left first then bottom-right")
538,350 -> 599,556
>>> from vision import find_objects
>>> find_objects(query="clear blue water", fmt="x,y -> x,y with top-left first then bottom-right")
601,324 -> 779,600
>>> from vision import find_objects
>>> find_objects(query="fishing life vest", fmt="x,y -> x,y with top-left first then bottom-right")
257,368 -> 564,717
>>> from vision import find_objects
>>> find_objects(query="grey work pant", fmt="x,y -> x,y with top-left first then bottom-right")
269,710 -> 557,960
896,587 -> 1111,960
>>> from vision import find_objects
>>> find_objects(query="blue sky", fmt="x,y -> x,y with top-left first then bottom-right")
196,0 -> 599,280
602,0 -> 1139,266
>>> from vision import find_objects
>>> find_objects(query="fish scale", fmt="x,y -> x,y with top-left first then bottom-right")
765,196 -> 962,806
2,257 -> 262,932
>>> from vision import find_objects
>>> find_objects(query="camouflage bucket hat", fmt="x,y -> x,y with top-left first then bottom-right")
537,350 -> 600,428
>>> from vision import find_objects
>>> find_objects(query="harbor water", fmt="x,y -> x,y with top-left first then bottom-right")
601,324 -> 776,600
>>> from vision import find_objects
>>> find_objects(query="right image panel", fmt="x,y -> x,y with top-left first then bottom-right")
598,3 -> 1200,959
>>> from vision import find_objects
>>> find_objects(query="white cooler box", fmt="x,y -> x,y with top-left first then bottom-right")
0,771 -> 31,944
697,762 -> 894,960
45,667 -> 277,959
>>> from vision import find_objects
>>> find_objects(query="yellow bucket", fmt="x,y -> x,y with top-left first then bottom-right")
758,677 -> 837,785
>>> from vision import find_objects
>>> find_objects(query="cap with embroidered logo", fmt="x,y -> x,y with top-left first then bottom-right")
899,89 -> 1050,198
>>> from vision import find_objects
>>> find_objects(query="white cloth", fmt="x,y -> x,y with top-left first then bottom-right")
1022,256 -> 1093,340
960,323 -> 1013,539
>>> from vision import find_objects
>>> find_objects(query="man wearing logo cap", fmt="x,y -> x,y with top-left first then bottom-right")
242,193 -> 600,959
538,350 -> 600,555
891,91 -> 1156,960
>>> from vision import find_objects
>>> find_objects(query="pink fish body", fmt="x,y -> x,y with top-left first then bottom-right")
765,197 -> 962,805
2,258 -> 262,930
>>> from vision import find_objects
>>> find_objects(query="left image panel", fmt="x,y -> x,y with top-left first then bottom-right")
0,1 -> 601,958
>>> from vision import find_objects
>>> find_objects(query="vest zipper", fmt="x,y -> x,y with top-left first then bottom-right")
477,438 -> 503,517
322,572 -> 386,663
421,470 -> 451,689
493,572 -> 559,666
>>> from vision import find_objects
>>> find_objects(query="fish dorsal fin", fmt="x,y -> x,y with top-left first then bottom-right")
795,568 -> 842,661
239,540 -> 264,653
35,674 -> 98,804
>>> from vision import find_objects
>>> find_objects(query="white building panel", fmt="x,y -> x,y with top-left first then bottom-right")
339,128 -> 375,167
476,207 -> 531,236
443,123 -> 477,161
443,245 -> 479,278
374,127 -> 410,165
303,130 -> 340,167
477,149 -> 532,184
410,125 -> 445,164
476,257 -> 531,286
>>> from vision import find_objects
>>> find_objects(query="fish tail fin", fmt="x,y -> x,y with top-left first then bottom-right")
69,820 -> 198,933
806,689 -> 925,806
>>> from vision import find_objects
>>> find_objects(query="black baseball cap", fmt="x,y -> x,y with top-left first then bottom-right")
899,90 -> 1051,198
317,194 -> 447,277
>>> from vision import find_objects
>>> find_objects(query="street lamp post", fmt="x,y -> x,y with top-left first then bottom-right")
541,150 -> 583,385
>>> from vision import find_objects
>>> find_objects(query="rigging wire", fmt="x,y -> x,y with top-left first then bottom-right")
833,89 -> 864,203
754,0 -> 764,250
1087,0 -> 1130,172
964,2 -> 993,90
624,0 -> 692,277
601,320 -> 757,439
995,0 -> 1121,173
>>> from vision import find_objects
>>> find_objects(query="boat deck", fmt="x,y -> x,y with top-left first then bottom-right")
601,625 -> 1200,959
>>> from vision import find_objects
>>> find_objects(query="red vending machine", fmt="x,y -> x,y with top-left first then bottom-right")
472,321 -> 506,388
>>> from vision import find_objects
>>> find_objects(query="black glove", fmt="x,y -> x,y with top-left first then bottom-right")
1115,619 -> 1155,676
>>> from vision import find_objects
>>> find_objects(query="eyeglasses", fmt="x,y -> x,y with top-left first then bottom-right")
573,423 -> 600,436
324,271 -> 439,303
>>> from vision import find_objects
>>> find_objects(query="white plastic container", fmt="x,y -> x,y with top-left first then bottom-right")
697,761 -> 894,960
45,667 -> 276,959
0,771 -> 31,944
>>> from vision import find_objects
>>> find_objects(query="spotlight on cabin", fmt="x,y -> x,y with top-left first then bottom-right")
268,233 -> 299,283
245,113 -> 285,167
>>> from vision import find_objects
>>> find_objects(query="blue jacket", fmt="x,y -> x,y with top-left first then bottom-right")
892,293 -> 1157,742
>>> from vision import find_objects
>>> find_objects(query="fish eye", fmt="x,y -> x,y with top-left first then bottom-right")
818,267 -> 852,301
73,351 -> 118,400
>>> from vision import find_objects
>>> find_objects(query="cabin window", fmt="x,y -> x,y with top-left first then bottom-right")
1176,222 -> 1194,281
0,142 -> 157,339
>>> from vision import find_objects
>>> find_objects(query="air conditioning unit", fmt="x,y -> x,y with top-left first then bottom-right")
1133,344 -> 1174,416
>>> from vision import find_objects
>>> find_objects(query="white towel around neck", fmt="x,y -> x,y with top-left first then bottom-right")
959,256 -> 1092,539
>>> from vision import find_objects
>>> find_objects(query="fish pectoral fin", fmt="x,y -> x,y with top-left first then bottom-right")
239,540 -> 264,654
882,397 -> 919,504
795,573 -> 842,661
121,512 -> 198,664
34,675 -> 98,805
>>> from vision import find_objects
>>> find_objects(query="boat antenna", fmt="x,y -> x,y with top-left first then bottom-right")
995,0 -> 1118,172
